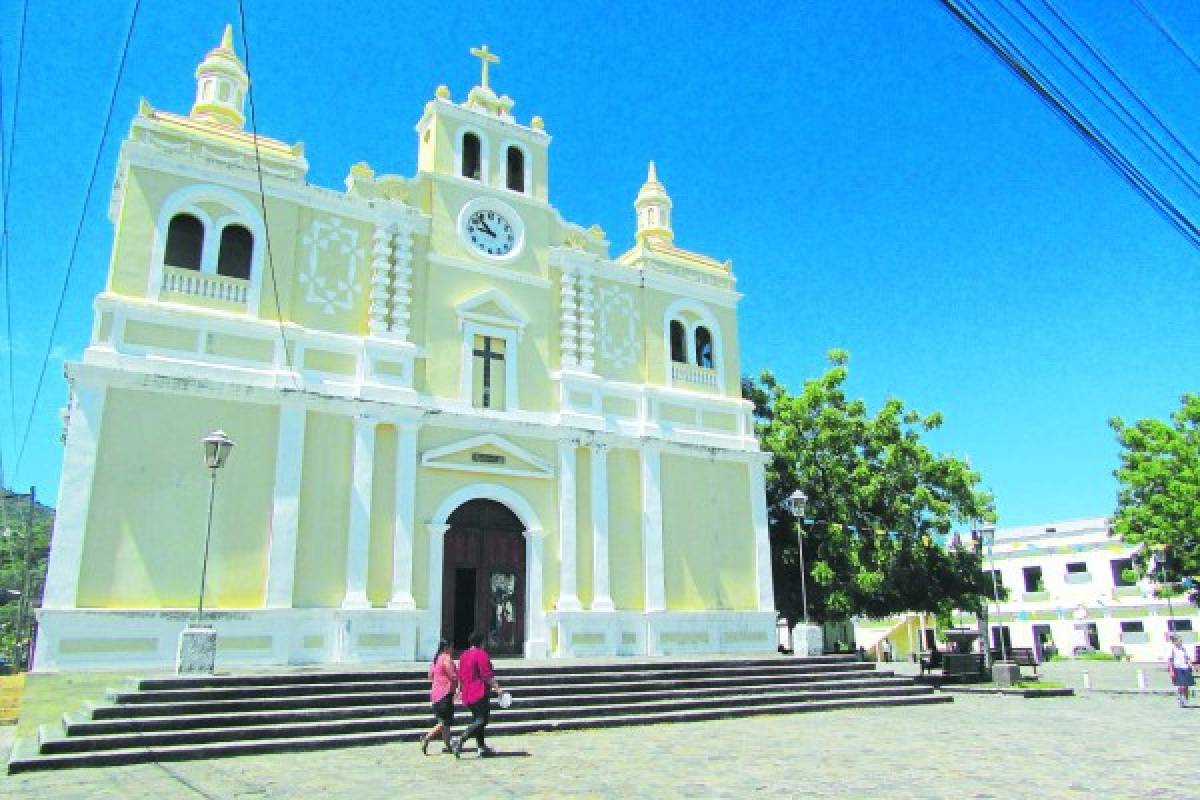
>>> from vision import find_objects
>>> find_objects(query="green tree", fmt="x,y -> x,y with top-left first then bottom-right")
744,351 -> 995,625
0,489 -> 54,670
1110,393 -> 1200,605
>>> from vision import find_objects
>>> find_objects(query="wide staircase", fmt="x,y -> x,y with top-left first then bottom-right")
8,655 -> 949,772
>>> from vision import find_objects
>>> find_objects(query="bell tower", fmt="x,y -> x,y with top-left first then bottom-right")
634,161 -> 673,244
190,24 -> 249,129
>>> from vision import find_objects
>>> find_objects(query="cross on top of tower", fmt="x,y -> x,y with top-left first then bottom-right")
470,44 -> 500,89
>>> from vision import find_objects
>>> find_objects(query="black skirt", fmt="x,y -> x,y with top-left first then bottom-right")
432,694 -> 455,725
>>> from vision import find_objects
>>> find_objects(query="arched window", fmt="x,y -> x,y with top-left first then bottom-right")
217,224 -> 254,280
164,213 -> 204,270
695,326 -> 714,368
462,132 -> 482,180
506,146 -> 525,192
669,320 -> 687,364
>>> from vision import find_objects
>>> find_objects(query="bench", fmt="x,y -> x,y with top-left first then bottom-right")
991,647 -> 1039,676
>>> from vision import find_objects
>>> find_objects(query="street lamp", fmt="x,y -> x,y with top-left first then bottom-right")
784,489 -> 810,626
1150,544 -> 1177,639
978,525 -> 1008,663
177,430 -> 234,674
197,430 -> 235,621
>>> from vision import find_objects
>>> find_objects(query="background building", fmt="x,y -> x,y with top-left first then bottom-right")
34,31 -> 776,671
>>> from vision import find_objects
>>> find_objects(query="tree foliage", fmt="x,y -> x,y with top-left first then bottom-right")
744,351 -> 995,624
0,489 -> 54,670
1110,393 -> 1200,605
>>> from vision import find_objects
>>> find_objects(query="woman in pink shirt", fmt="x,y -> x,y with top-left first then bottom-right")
453,630 -> 504,758
420,640 -> 458,755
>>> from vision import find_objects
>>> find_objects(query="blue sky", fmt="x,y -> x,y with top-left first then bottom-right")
1,1 -> 1197,525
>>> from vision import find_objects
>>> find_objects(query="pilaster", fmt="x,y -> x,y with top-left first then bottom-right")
525,527 -> 549,658
389,228 -> 413,339
368,226 -> 392,335
577,265 -> 595,372
640,443 -> 666,612
748,459 -> 776,613
559,265 -> 579,367
265,401 -> 306,608
556,440 -> 582,611
426,523 -> 451,627
388,422 -> 418,609
343,416 -> 375,609
590,443 -> 614,611
41,382 -> 107,609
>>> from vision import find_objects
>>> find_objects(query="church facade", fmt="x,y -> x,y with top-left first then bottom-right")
35,30 -> 776,670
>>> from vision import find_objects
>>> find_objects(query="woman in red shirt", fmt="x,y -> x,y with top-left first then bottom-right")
420,640 -> 457,755
453,630 -> 504,758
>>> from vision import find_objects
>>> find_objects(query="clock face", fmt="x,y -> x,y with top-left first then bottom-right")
465,208 -> 516,257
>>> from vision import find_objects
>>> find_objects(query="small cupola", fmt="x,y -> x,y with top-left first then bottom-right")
634,161 -> 673,244
190,24 -> 249,129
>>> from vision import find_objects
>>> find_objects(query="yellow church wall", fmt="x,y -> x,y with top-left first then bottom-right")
283,207 -> 373,335
660,453 -> 757,611
419,258 -> 554,410
106,169 -> 158,298
606,448 -> 643,611
76,388 -> 276,609
589,277 -> 645,385
639,288 -> 742,397
367,424 -> 399,606
292,411 -> 353,607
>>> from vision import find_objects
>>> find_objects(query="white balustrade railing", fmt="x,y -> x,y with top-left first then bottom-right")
671,362 -> 718,388
161,267 -> 248,304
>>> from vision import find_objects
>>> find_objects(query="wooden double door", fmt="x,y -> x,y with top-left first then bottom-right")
441,499 -> 526,657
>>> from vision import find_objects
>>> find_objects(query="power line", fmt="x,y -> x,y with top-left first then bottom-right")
1132,0 -> 1200,76
14,0 -> 142,477
0,0 -> 30,464
236,1 -> 298,385
939,0 -> 1200,250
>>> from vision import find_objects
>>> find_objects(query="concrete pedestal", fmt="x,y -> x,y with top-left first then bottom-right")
177,625 -> 217,674
991,660 -> 1021,687
793,623 -> 824,657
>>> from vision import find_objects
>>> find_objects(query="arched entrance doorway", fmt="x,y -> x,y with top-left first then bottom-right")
441,499 -> 526,657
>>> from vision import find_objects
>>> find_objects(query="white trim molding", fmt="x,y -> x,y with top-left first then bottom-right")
420,432 -> 553,480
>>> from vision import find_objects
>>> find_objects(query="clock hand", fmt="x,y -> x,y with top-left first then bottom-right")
479,221 -> 496,237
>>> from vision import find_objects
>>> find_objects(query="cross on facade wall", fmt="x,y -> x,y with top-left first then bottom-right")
474,335 -> 505,408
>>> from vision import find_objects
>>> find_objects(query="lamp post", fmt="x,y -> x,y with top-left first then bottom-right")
197,430 -> 235,622
784,489 -> 809,626
978,525 -> 1008,663
1150,544 -> 1177,639
177,430 -> 234,674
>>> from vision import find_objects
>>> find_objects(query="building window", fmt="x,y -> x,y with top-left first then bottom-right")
990,625 -> 1011,650
669,320 -> 687,364
1120,621 -> 1144,634
1066,562 -> 1088,574
462,133 -> 482,180
217,224 -> 253,280
506,146 -> 524,192
164,213 -> 204,269
987,569 -> 1003,589
1023,566 -> 1044,592
1168,619 -> 1193,633
694,326 -> 713,368
472,334 -> 506,409
1110,557 -> 1136,587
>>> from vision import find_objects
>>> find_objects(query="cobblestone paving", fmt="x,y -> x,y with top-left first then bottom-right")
3,687 -> 1197,799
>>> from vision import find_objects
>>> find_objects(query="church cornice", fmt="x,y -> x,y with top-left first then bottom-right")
415,96 -> 551,148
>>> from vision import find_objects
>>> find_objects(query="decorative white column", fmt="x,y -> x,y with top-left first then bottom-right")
640,443 -> 666,612
41,382 -> 106,609
343,416 -> 375,609
559,266 -> 579,368
525,527 -> 549,658
577,265 -> 595,372
556,440 -> 582,611
427,522 -> 450,639
368,226 -> 392,335
590,443 -> 614,611
748,458 -> 776,613
388,422 -> 418,609
389,228 -> 413,340
265,401 -> 306,608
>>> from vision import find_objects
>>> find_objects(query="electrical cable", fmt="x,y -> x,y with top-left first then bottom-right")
939,0 -> 1200,249
13,0 -> 142,477
1026,0 -> 1200,195
1132,0 -> 1200,76
0,1 -> 29,464
235,1 -> 298,386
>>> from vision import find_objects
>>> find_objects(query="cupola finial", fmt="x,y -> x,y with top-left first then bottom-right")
635,160 -> 673,244
190,24 -> 249,129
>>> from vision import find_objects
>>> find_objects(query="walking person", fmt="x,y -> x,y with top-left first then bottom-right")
453,631 -> 504,758
1166,633 -> 1194,708
420,640 -> 457,755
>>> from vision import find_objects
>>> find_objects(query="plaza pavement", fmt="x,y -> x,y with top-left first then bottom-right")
1,659 -> 1195,799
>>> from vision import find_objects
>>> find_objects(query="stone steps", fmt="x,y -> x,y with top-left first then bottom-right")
8,656 -> 950,773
